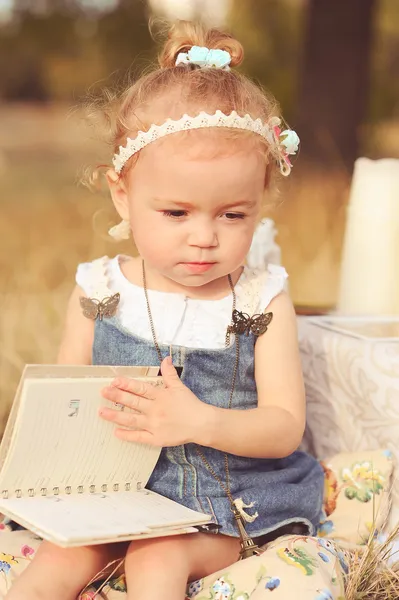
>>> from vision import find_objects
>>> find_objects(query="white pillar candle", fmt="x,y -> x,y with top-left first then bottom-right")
338,158 -> 399,315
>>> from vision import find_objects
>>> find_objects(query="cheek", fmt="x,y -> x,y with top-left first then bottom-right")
231,230 -> 254,258
130,214 -> 178,259
219,221 -> 257,260
231,216 -> 258,244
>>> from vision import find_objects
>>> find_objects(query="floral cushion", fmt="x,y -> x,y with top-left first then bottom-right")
318,449 -> 393,545
0,529 -> 349,599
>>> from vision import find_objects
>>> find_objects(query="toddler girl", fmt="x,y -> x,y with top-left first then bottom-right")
7,20 -> 324,600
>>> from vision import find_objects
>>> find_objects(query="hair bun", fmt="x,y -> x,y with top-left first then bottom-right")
159,21 -> 244,69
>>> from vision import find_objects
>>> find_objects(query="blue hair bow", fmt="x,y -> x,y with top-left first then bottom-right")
175,46 -> 231,70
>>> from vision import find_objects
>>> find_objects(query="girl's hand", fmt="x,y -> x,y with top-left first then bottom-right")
99,356 -> 212,447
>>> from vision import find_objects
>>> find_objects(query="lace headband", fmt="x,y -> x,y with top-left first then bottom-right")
112,110 -> 299,177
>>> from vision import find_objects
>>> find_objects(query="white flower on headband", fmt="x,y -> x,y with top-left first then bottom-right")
267,118 -> 300,175
175,46 -> 231,70
280,130 -> 300,155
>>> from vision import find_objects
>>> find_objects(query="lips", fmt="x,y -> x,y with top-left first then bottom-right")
180,262 -> 216,273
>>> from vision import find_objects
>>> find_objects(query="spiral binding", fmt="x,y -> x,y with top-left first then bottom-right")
1,482 -> 134,499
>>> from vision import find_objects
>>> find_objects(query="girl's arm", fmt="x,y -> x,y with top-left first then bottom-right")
201,291 -> 306,459
57,285 -> 94,365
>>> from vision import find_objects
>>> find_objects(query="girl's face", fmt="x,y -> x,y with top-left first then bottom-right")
109,134 -> 267,291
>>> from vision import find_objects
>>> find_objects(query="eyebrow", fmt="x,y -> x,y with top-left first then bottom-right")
152,198 -> 257,210
220,199 -> 257,209
152,198 -> 193,209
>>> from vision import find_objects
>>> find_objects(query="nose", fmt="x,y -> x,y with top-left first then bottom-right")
187,222 -> 218,248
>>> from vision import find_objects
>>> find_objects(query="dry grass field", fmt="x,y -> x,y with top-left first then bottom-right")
0,104 -> 127,431
0,103 -> 397,433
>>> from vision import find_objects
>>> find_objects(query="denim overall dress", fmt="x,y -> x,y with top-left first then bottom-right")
78,256 -> 325,539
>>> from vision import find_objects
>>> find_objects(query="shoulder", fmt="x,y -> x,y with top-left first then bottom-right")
262,264 -> 289,306
58,254 -> 140,365
238,263 -> 288,315
76,255 -> 115,298
254,284 -> 299,379
57,284 -> 95,364
75,254 -> 142,298
254,289 -> 305,431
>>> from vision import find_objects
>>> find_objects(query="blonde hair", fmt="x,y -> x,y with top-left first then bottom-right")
86,21 -> 283,186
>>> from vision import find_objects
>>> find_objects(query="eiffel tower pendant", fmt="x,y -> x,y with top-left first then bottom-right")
233,508 -> 261,560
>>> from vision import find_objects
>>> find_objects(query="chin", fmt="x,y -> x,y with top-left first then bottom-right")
178,269 -> 234,287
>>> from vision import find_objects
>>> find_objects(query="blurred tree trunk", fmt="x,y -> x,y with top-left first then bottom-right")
296,0 -> 376,172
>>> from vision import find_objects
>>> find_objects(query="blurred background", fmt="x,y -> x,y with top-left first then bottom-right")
0,0 -> 398,430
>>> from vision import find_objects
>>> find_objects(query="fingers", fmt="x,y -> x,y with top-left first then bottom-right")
99,406 -> 147,430
160,356 -> 182,389
101,385 -> 152,412
99,406 -> 156,446
114,428 -> 155,445
110,377 -> 158,400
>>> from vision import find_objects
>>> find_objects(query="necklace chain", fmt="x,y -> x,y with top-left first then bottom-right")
142,261 -> 164,365
142,260 -> 260,559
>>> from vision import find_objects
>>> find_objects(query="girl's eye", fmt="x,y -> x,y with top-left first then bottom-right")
163,210 -> 187,218
225,212 -> 245,220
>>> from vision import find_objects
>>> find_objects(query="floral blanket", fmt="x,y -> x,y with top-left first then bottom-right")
0,528 -> 348,599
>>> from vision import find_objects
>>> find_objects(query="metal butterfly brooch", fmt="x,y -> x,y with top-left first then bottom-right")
227,309 -> 273,337
79,293 -> 120,321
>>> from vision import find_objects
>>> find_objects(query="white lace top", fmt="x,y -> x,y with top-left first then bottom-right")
75,219 -> 288,350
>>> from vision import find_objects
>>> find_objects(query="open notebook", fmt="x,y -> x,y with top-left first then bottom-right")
0,365 -> 211,547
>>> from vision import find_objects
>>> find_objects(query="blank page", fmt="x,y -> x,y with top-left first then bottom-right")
0,378 -> 161,497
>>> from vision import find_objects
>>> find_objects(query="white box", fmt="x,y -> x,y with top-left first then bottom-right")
298,316 -> 399,530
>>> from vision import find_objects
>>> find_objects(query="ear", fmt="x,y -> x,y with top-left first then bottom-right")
106,169 -> 130,221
